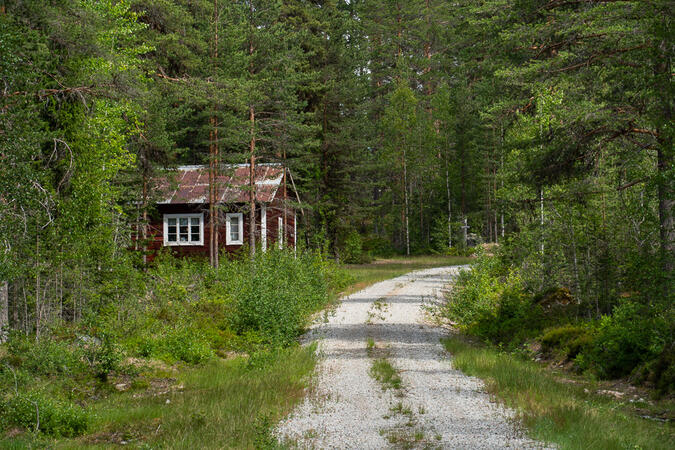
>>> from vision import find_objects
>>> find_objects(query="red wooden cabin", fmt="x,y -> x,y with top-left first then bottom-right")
145,163 -> 299,259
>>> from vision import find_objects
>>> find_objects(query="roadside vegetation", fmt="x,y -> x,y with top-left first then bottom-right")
443,251 -> 673,395
441,246 -> 673,448
443,337 -> 674,450
0,250 -> 349,447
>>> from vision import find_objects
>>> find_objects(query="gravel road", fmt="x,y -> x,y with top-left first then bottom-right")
276,266 -> 551,449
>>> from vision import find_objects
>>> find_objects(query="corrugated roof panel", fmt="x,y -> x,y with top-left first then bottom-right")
155,164 -> 285,204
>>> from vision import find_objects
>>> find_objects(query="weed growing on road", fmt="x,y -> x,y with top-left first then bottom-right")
370,359 -> 402,391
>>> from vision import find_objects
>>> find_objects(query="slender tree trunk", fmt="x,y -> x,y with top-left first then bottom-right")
540,187 -> 545,254
35,229 -> 40,339
403,149 -> 410,256
248,4 -> 256,256
283,148 -> 288,250
141,155 -> 148,268
0,281 -> 8,340
445,157 -> 452,248
655,30 -> 674,281
249,105 -> 256,255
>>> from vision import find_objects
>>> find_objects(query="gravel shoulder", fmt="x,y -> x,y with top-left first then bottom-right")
276,266 -> 551,449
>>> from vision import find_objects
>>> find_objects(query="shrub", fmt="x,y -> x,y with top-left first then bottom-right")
162,327 -> 214,364
133,327 -> 214,364
540,325 -> 593,360
228,250 -> 331,346
583,302 -> 667,379
5,334 -> 86,376
0,392 -> 89,437
342,230 -> 370,264
82,333 -> 121,381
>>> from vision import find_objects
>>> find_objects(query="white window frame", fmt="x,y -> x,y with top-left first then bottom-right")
163,213 -> 204,246
261,205 -> 267,252
226,213 -> 244,245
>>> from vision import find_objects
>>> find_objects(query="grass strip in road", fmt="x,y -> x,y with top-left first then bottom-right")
442,337 -> 674,450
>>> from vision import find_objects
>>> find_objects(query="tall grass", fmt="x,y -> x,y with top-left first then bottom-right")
442,337 -> 674,450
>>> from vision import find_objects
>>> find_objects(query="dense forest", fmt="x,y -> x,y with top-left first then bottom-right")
0,0 -> 673,442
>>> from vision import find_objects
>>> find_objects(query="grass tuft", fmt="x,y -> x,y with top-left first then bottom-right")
370,358 -> 403,391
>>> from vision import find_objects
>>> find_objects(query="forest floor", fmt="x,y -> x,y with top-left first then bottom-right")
276,266 -> 549,448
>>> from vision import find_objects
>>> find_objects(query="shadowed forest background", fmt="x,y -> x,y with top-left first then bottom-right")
0,0 -> 672,445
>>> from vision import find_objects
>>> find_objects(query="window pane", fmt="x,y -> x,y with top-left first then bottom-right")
168,218 -> 177,226
191,217 -> 200,226
179,218 -> 188,226
190,223 -> 200,242
168,225 -> 177,234
168,233 -> 177,242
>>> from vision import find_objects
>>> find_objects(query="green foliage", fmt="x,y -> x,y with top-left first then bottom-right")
540,325 -> 593,360
342,230 -> 371,264
227,250 -> 332,346
152,327 -> 214,365
583,302 -> 669,379
444,253 -> 531,342
0,392 -> 89,437
5,334 -> 86,377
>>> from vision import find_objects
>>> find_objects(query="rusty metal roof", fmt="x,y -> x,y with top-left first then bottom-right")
155,164 -> 285,204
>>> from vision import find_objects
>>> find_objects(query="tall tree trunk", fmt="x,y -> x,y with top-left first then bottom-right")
445,156 -> 452,248
249,104 -> 256,256
248,3 -> 256,257
403,149 -> 410,256
209,0 -> 220,268
283,148 -> 288,250
0,281 -> 8,340
655,27 -> 674,281
141,149 -> 148,268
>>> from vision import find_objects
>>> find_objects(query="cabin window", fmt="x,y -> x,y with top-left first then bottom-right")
226,213 -> 244,245
163,213 -> 203,246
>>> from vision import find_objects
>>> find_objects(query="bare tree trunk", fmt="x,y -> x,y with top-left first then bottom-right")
403,149 -> 410,256
283,149 -> 288,250
445,158 -> 452,248
0,281 -> 8,340
209,122 -> 216,267
249,105 -> 257,256
540,187 -> 545,254
35,229 -> 40,339
655,32 -> 674,281
209,0 -> 220,268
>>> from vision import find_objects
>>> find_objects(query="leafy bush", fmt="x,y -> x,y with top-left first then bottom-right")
342,230 -> 371,264
582,302 -> 668,379
0,392 -> 89,437
83,333 -> 121,381
5,334 -> 86,376
540,325 -> 593,360
133,327 -> 214,364
228,250 -> 331,346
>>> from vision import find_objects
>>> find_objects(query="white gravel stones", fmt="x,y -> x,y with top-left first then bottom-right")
276,266 -> 552,449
